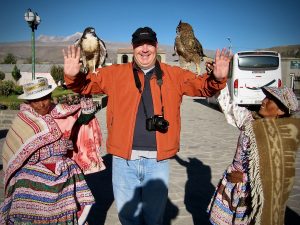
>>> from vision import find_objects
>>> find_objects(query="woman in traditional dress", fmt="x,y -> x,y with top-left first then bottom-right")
0,78 -> 105,224
207,82 -> 300,225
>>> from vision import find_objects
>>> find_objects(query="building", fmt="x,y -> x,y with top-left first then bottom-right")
281,58 -> 300,86
282,58 -> 300,97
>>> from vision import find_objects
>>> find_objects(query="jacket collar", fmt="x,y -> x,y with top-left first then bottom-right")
132,61 -> 163,78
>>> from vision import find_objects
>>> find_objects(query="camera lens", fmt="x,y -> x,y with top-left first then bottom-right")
157,119 -> 169,128
146,115 -> 169,133
156,117 -> 169,132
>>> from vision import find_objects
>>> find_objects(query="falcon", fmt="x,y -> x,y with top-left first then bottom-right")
75,27 -> 107,74
173,20 -> 209,75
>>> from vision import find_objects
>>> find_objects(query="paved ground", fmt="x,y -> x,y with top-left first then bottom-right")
0,96 -> 299,225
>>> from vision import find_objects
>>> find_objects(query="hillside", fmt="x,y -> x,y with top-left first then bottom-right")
0,33 -> 215,64
1,33 -> 299,64
0,41 -> 133,64
0,41 -> 188,64
260,44 -> 300,58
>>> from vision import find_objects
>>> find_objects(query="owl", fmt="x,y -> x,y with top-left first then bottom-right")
75,27 -> 107,74
173,20 -> 206,75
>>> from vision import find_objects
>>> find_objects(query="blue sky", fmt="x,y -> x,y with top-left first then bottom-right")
0,0 -> 299,52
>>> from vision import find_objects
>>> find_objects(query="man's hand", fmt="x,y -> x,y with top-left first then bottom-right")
62,45 -> 82,77
212,48 -> 233,81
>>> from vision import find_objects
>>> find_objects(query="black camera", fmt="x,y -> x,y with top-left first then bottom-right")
146,115 -> 169,133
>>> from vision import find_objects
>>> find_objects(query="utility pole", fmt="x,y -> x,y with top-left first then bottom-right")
24,8 -> 41,80
226,37 -> 232,52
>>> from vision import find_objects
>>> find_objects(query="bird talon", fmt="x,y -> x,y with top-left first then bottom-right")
92,70 -> 99,76
83,67 -> 89,74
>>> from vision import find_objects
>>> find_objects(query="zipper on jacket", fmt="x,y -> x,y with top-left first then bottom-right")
127,70 -> 144,159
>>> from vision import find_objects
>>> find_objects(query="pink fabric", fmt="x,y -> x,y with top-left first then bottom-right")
74,118 -> 106,173
55,114 -> 106,174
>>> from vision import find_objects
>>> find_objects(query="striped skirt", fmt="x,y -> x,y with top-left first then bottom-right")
0,158 -> 94,224
207,171 -> 251,225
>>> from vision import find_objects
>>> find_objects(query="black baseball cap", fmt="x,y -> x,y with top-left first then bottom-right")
132,27 -> 157,44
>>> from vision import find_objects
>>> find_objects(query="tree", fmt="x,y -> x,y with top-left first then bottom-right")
2,53 -> 17,64
0,71 -> 5,80
295,50 -> 300,58
51,65 -> 64,85
12,65 -> 21,82
0,80 -> 14,96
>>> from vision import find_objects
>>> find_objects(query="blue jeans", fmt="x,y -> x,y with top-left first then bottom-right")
112,156 -> 169,225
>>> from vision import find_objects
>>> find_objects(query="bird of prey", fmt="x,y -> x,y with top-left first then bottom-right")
173,20 -> 209,75
75,27 -> 107,74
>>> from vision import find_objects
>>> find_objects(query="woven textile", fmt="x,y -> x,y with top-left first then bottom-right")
207,131 -> 252,225
208,175 -> 251,225
0,102 -> 105,224
2,105 -> 64,189
249,117 -> 300,225
1,158 -> 93,224
208,85 -> 255,225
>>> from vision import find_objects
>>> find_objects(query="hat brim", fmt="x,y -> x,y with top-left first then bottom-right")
262,87 -> 276,99
132,37 -> 157,45
261,87 -> 289,111
18,84 -> 57,100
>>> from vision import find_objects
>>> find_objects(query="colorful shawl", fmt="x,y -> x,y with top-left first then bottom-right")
2,103 -> 105,192
247,117 -> 300,225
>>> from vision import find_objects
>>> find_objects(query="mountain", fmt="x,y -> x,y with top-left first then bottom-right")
260,45 -> 300,58
3,33 -> 298,65
37,32 -> 83,43
0,32 -> 216,64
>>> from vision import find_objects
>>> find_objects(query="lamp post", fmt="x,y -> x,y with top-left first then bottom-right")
24,8 -> 41,80
226,37 -> 232,52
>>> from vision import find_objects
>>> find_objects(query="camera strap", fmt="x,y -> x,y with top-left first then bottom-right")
133,61 -> 165,118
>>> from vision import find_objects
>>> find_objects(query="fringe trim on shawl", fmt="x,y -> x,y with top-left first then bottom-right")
245,120 -> 263,225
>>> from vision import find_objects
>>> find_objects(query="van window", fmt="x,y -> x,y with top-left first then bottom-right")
238,56 -> 279,70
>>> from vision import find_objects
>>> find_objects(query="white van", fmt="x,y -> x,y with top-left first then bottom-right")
228,51 -> 282,105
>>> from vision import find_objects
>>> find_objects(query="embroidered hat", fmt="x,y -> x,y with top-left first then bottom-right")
262,86 -> 298,112
132,27 -> 157,44
18,78 -> 57,100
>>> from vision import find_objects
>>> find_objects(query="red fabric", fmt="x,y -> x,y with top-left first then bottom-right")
44,163 -> 56,173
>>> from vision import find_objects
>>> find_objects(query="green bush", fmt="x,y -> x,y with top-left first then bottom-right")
0,71 -> 5,80
2,53 -> 17,64
12,65 -> 21,82
13,85 -> 23,95
0,85 -> 72,106
0,80 -> 15,96
8,102 -> 21,110
51,65 -> 64,85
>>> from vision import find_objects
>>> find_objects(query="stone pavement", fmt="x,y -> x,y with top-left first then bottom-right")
0,96 -> 299,224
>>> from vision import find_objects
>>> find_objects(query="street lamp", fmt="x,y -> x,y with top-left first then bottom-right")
226,37 -> 232,52
24,8 -> 41,80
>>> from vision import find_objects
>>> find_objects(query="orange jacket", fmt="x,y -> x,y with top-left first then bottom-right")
65,62 -> 226,160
